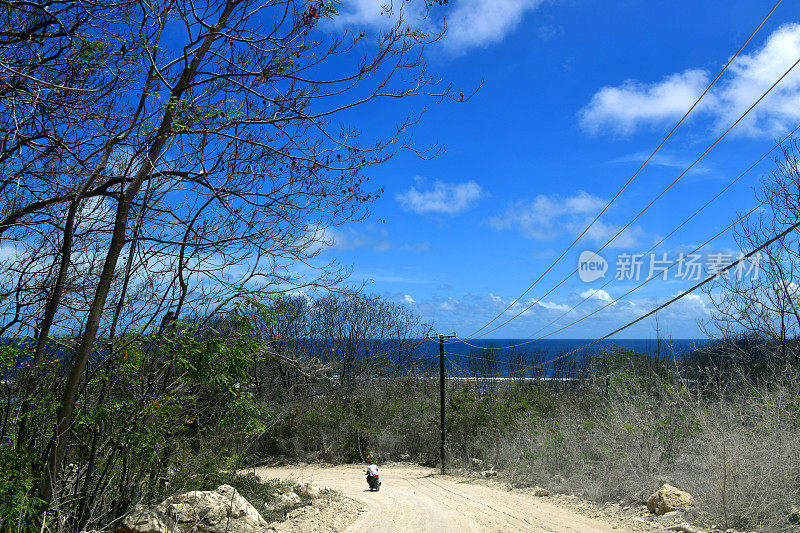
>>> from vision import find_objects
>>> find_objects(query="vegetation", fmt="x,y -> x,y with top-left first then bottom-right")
258,344 -> 800,531
1,0 -> 800,531
0,291 -> 431,530
0,0 -> 450,529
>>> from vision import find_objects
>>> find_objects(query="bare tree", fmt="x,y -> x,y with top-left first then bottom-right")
467,346 -> 498,391
0,0 -> 460,510
507,348 -> 527,383
704,142 -> 800,366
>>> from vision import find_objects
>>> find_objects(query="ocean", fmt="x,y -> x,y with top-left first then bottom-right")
1,336 -> 713,379
412,338 -> 712,376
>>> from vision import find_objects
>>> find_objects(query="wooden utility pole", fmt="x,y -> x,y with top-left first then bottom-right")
427,332 -> 456,475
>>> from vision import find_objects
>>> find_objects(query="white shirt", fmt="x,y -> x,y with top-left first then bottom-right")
367,464 -> 378,476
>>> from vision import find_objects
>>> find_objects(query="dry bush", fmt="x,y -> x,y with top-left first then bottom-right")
678,379 -> 800,531
483,370 -> 800,531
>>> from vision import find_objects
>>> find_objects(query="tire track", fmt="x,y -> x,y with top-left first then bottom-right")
252,464 -> 640,532
424,475 -> 533,528
403,474 -> 496,530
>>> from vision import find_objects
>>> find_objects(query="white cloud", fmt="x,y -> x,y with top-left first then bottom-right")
77,196 -> 115,233
0,243 -> 20,263
535,299 -> 572,313
444,0 -> 544,52
579,24 -> 800,138
396,178 -> 483,214
413,288 -> 709,338
579,288 -> 614,304
715,23 -> 800,136
334,0 -> 423,28
579,69 -> 711,135
662,292 -> 710,320
486,292 -> 571,315
489,191 -> 642,248
438,297 -> 459,311
403,294 -> 416,304
287,289 -> 314,307
399,242 -> 432,252
324,226 -> 391,251
303,223 -> 429,253
333,0 -> 543,53
489,191 -> 604,239
583,219 -> 643,249
609,150 -> 711,174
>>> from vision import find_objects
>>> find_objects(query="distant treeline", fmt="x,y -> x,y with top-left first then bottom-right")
0,292 -> 436,531
257,336 -> 800,531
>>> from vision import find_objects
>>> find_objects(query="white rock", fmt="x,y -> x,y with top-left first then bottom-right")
667,524 -> 702,533
163,502 -> 197,523
278,492 -> 302,506
293,481 -> 321,498
533,486 -> 550,497
647,484 -> 695,516
155,484 -> 268,532
121,504 -> 176,533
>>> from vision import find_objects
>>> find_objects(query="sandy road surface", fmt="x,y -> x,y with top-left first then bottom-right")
251,464 -> 642,532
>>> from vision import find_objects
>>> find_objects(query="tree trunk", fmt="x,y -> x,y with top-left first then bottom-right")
37,0 -> 240,505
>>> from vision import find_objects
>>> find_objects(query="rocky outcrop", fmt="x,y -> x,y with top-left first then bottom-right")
646,484 -> 695,515
480,467 -> 497,478
532,486 -> 550,497
118,484 -> 268,533
275,492 -> 301,507
119,504 -> 176,533
292,481 -> 321,499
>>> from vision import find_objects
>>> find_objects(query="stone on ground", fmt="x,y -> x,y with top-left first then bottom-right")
119,484 -> 268,533
119,504 -> 176,533
293,481 -> 322,498
646,484 -> 695,515
532,486 -> 550,497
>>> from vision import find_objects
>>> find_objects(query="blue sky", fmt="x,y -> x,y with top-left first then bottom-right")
310,0 -> 800,340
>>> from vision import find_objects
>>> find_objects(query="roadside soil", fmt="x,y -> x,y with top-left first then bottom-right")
266,490 -> 363,532
251,463 -> 682,533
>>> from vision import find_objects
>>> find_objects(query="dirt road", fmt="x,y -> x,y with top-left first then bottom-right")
252,464 -> 648,532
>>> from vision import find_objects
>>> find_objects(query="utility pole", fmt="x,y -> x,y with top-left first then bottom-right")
426,332 -> 456,475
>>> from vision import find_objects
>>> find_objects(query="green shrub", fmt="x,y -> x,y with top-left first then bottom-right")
0,445 -> 44,533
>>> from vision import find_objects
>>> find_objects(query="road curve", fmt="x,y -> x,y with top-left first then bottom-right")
251,464 -> 639,532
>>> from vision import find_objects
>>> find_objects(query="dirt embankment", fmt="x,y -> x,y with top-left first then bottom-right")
251,463 -> 686,533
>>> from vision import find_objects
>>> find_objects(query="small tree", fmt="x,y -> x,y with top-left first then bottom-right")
704,141 -> 800,368
0,0 -> 460,519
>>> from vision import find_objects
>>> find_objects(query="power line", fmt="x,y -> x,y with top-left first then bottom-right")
426,332 -> 456,474
445,350 -> 507,362
513,124 -> 800,346
466,55 -> 800,341
472,211 -> 800,378
461,0 -> 784,341
455,122 -> 800,350
455,159 -> 800,353
261,353 -> 441,409
531,217 -> 800,374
